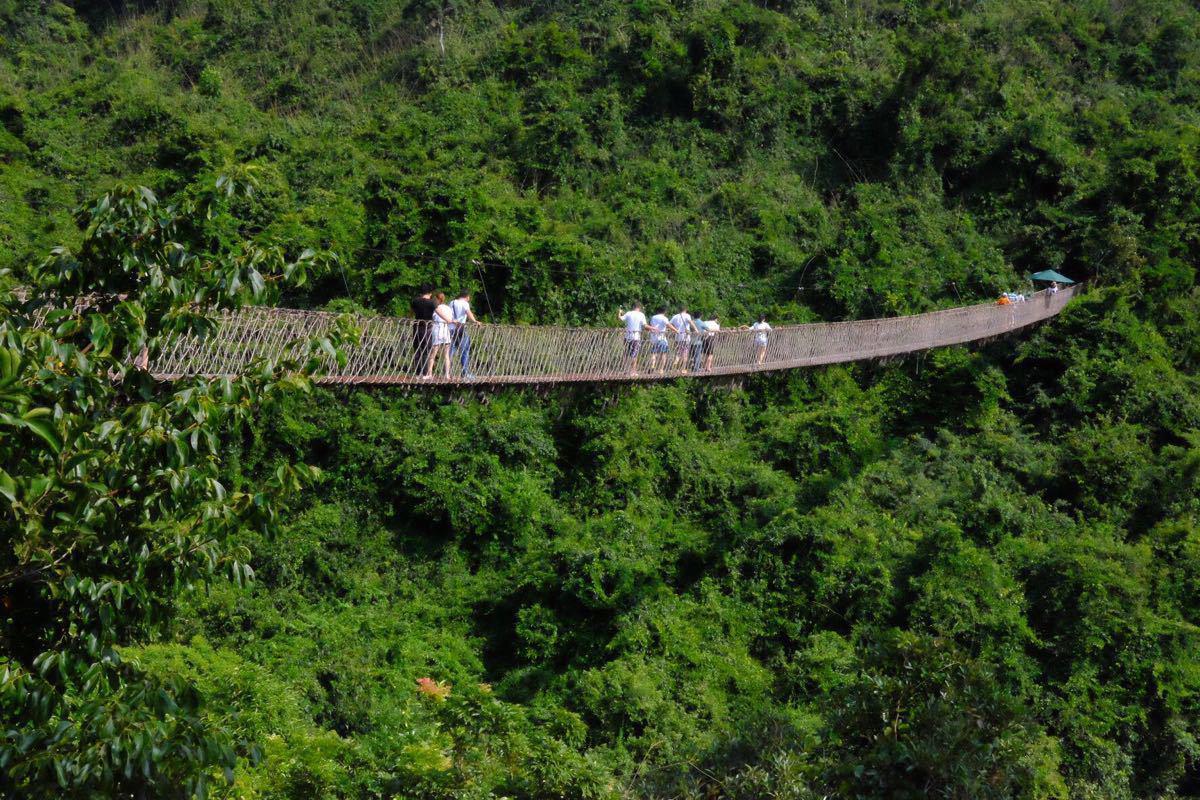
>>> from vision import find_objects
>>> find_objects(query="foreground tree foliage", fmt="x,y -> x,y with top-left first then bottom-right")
0,0 -> 1198,798
0,178 -> 336,796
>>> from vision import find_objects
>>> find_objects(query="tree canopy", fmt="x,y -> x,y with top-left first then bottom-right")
1,1 -> 1198,797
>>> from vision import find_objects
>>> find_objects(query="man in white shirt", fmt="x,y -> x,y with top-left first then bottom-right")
647,306 -> 678,375
449,290 -> 479,378
618,303 -> 648,375
669,306 -> 696,372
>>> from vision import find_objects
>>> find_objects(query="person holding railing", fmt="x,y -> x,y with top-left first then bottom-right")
688,316 -> 706,372
693,314 -> 720,372
647,306 -> 678,375
744,315 -> 771,365
424,292 -> 456,379
411,285 -> 436,374
449,289 -> 479,379
618,303 -> 649,376
670,305 -> 697,372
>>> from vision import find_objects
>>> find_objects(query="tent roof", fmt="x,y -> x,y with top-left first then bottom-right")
1029,269 -> 1075,284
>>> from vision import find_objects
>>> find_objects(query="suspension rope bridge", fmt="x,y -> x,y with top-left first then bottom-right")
148,286 -> 1077,386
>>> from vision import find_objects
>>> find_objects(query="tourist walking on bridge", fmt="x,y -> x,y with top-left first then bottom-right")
695,315 -> 720,372
749,315 -> 771,365
688,317 -> 705,372
450,289 -> 479,379
647,306 -> 678,375
670,306 -> 697,372
411,285 -> 436,375
425,292 -> 456,379
618,303 -> 649,376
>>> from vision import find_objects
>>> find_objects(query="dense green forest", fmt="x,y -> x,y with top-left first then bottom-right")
2,0 -> 1199,797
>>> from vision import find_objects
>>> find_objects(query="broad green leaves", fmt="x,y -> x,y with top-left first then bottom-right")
0,408 -> 60,454
0,178 -> 338,797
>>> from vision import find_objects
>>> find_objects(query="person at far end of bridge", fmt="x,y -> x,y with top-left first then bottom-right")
670,305 -> 696,372
411,285 -> 437,375
647,306 -> 678,376
425,292 -> 456,380
618,303 -> 649,376
450,289 -> 479,380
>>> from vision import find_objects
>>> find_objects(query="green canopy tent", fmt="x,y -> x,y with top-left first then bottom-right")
1029,269 -> 1075,284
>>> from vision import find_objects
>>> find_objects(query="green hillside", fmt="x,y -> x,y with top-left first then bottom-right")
2,1 -> 1199,797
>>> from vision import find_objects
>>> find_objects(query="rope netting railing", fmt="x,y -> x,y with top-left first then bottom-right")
150,286 -> 1077,385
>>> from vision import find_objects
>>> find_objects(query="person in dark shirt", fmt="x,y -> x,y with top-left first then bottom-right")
411,285 -> 436,375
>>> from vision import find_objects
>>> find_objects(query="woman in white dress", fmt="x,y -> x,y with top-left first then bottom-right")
425,292 -> 456,379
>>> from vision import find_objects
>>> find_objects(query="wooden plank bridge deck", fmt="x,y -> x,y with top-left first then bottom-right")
151,286 -> 1077,386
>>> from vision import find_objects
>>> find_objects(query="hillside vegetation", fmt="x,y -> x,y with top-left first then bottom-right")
1,0 -> 1199,798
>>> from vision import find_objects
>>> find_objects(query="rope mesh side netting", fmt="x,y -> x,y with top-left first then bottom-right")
150,286 -> 1077,385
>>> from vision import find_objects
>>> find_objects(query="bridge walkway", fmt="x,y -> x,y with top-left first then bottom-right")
150,287 -> 1077,386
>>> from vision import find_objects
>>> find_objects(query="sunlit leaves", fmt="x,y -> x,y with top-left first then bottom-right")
0,177 -> 335,797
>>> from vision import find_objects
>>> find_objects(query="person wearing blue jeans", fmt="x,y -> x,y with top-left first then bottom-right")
689,317 -> 707,372
450,290 -> 479,378
647,306 -> 678,375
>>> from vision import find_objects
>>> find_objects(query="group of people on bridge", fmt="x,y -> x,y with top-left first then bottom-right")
411,287 -> 481,379
617,303 -> 771,377
998,280 -> 1060,306
408,286 -> 773,380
